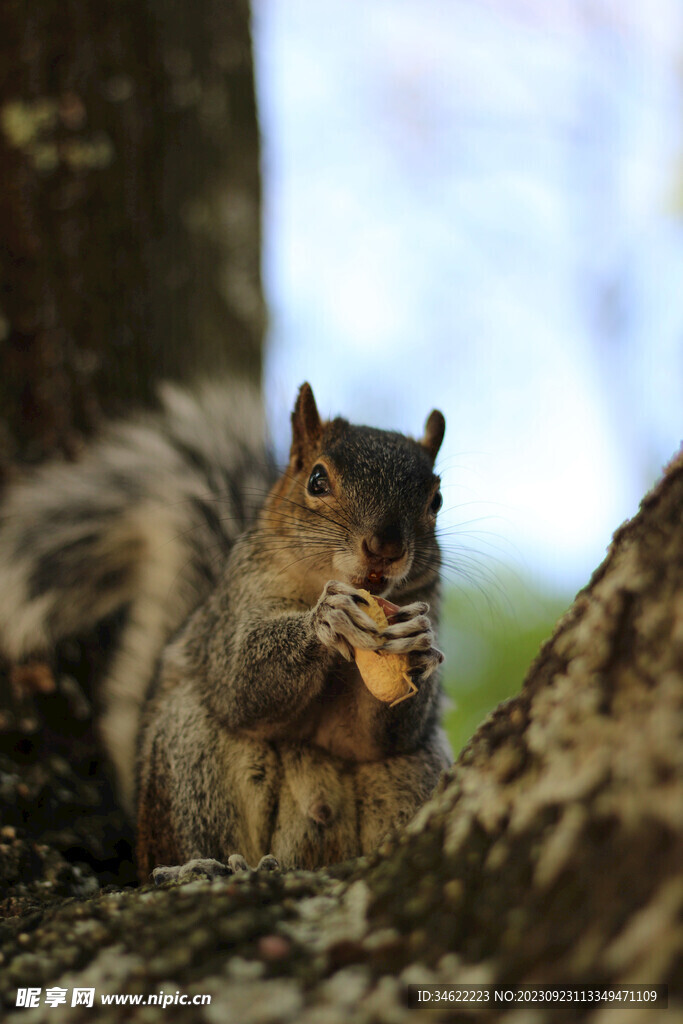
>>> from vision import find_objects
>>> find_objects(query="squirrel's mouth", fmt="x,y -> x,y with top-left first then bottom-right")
355,572 -> 389,595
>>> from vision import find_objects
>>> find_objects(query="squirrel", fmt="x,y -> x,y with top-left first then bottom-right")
0,380 -> 452,879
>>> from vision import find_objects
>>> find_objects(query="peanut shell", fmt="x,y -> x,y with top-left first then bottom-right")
353,589 -> 417,707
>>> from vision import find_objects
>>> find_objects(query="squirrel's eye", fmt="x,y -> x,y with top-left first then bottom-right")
307,464 -> 330,496
430,490 -> 443,515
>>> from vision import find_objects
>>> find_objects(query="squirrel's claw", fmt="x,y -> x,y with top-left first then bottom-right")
256,854 -> 280,871
380,601 -> 435,656
380,614 -> 433,653
152,853 -> 280,885
227,853 -> 249,873
386,601 -> 429,622
314,580 -> 383,658
152,858 -> 231,885
407,646 -> 445,684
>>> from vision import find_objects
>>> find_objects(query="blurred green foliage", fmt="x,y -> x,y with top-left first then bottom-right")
440,576 -> 573,757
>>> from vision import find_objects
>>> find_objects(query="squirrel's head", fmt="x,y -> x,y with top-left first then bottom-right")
273,382 -> 445,600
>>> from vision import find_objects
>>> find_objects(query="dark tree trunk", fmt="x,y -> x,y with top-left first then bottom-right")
0,0 -> 264,467
0,0 -> 265,913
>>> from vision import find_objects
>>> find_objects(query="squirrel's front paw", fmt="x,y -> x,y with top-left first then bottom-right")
378,603 -> 444,681
379,601 -> 434,655
406,645 -> 445,684
313,581 -> 383,660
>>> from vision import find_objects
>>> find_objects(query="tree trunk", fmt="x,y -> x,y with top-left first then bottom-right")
1,451 -> 681,1018
360,444 -> 683,994
0,0 -> 264,908
0,0 -> 264,468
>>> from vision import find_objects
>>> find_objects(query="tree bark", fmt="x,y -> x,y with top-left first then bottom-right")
361,444 -> 683,994
0,0 -> 265,909
0,0 -> 264,467
1,451 -> 681,1018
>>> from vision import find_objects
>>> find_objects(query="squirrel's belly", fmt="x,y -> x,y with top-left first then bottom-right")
269,743 -> 360,869
312,712 -> 383,763
312,680 -> 385,762
313,722 -> 383,762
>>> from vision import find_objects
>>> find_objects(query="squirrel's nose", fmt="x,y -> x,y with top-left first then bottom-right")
363,524 -> 405,563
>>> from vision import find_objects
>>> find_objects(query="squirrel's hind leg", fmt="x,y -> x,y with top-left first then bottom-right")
269,745 -> 360,869
354,736 -> 452,852
136,680 -> 281,881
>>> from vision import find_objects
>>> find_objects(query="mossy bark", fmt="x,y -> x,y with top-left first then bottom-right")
0,0 -> 264,468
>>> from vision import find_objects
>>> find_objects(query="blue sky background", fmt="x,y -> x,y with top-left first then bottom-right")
252,0 -> 683,596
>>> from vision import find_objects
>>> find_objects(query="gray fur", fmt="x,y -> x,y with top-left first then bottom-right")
0,380 -> 452,875
0,380 -> 273,812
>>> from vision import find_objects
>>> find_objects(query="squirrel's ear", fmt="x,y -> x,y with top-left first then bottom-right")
421,409 -> 445,464
290,383 -> 323,469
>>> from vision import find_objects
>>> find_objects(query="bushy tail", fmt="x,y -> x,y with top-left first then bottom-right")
0,379 -> 274,812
